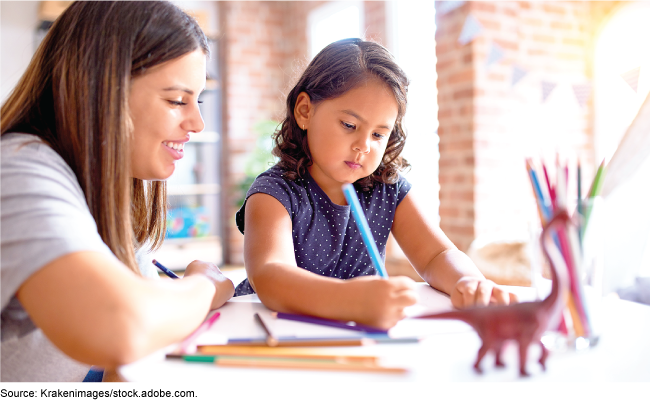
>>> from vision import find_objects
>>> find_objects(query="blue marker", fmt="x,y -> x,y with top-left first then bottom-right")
341,183 -> 388,278
152,259 -> 180,279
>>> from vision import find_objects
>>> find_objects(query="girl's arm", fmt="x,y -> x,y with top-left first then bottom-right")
243,193 -> 417,329
391,193 -> 517,308
16,252 -> 234,368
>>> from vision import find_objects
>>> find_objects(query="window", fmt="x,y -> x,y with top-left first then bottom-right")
387,1 -> 440,224
308,2 -> 363,59
594,2 -> 650,291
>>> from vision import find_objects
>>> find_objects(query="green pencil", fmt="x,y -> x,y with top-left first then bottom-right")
582,159 -> 606,236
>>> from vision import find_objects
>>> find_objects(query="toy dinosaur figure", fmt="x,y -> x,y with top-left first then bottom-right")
418,211 -> 571,376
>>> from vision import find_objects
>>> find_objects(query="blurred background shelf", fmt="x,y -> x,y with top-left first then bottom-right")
156,33 -> 224,272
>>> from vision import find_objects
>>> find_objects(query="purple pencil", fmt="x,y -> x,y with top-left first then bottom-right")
272,312 -> 388,334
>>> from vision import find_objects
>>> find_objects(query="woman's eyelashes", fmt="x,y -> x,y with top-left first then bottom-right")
168,99 -> 203,106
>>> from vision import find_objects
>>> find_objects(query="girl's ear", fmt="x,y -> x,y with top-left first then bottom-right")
294,92 -> 312,130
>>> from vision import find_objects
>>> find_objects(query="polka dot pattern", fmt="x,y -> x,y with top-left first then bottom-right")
234,166 -> 411,296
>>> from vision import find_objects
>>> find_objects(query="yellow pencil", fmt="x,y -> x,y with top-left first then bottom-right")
566,293 -> 585,338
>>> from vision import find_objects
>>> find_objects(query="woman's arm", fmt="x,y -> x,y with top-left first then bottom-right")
391,193 -> 517,308
243,193 -> 417,329
16,252 -> 234,368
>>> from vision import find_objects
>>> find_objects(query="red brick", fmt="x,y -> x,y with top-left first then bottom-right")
494,39 -> 518,51
562,37 -> 585,47
543,3 -> 566,15
448,69 -> 474,85
551,21 -> 573,30
453,88 -> 474,100
472,2 -> 497,13
532,34 -> 556,44
480,19 -> 501,31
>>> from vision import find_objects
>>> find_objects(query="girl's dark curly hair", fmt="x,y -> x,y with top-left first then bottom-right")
273,38 -> 410,191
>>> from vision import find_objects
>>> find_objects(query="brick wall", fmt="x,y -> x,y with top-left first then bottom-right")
435,1 -> 621,255
220,0 -> 621,273
220,1 -> 287,264
363,1 -> 386,45
220,1 -> 387,264
435,2 -> 477,253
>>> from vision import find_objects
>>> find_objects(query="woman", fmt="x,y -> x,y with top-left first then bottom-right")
0,1 -> 234,381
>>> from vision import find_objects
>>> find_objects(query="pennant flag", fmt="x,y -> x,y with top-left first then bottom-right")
437,1 -> 465,16
511,65 -> 528,87
620,67 -> 641,93
458,15 -> 483,45
572,83 -> 592,108
541,81 -> 557,103
486,42 -> 505,67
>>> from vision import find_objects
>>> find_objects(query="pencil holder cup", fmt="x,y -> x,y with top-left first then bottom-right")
537,199 -> 605,353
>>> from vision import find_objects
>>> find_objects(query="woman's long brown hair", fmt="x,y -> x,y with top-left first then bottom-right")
0,1 -> 209,274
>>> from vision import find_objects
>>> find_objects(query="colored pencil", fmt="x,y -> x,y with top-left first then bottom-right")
341,183 -> 388,278
566,293 -> 584,338
208,338 -> 367,348
527,155 -> 600,339
526,160 -> 551,222
577,161 -> 583,243
178,312 -> 221,354
152,259 -> 180,279
553,205 -> 591,337
198,335 -> 418,350
254,313 -> 279,346
583,159 -> 606,236
588,159 -> 606,198
541,161 -> 556,209
168,347 -> 379,363
272,311 -> 388,334
181,354 -> 407,374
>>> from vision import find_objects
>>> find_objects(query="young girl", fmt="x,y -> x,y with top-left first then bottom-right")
1,2 -> 234,381
235,38 -> 517,329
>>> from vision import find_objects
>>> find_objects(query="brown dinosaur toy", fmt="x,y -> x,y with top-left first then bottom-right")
418,210 -> 571,376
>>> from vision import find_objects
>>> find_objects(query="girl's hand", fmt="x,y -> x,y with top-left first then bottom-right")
348,276 -> 418,330
450,276 -> 518,309
184,260 -> 235,309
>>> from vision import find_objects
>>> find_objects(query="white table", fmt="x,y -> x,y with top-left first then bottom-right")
118,284 -> 650,383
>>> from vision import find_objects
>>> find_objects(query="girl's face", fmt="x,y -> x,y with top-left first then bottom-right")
297,79 -> 399,203
128,50 -> 206,180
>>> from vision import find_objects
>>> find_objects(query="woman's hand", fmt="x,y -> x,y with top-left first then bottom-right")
184,260 -> 235,309
450,276 -> 518,309
347,276 -> 418,330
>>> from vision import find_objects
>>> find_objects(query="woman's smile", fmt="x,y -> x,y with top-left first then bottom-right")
162,140 -> 187,160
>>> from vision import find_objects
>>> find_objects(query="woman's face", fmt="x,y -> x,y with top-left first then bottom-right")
300,79 -> 399,201
128,50 -> 206,180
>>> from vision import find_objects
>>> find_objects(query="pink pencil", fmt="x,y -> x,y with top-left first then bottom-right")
179,311 -> 221,354
541,161 -> 556,211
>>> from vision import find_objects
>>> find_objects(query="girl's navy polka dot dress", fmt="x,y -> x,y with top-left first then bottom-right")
234,166 -> 411,296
